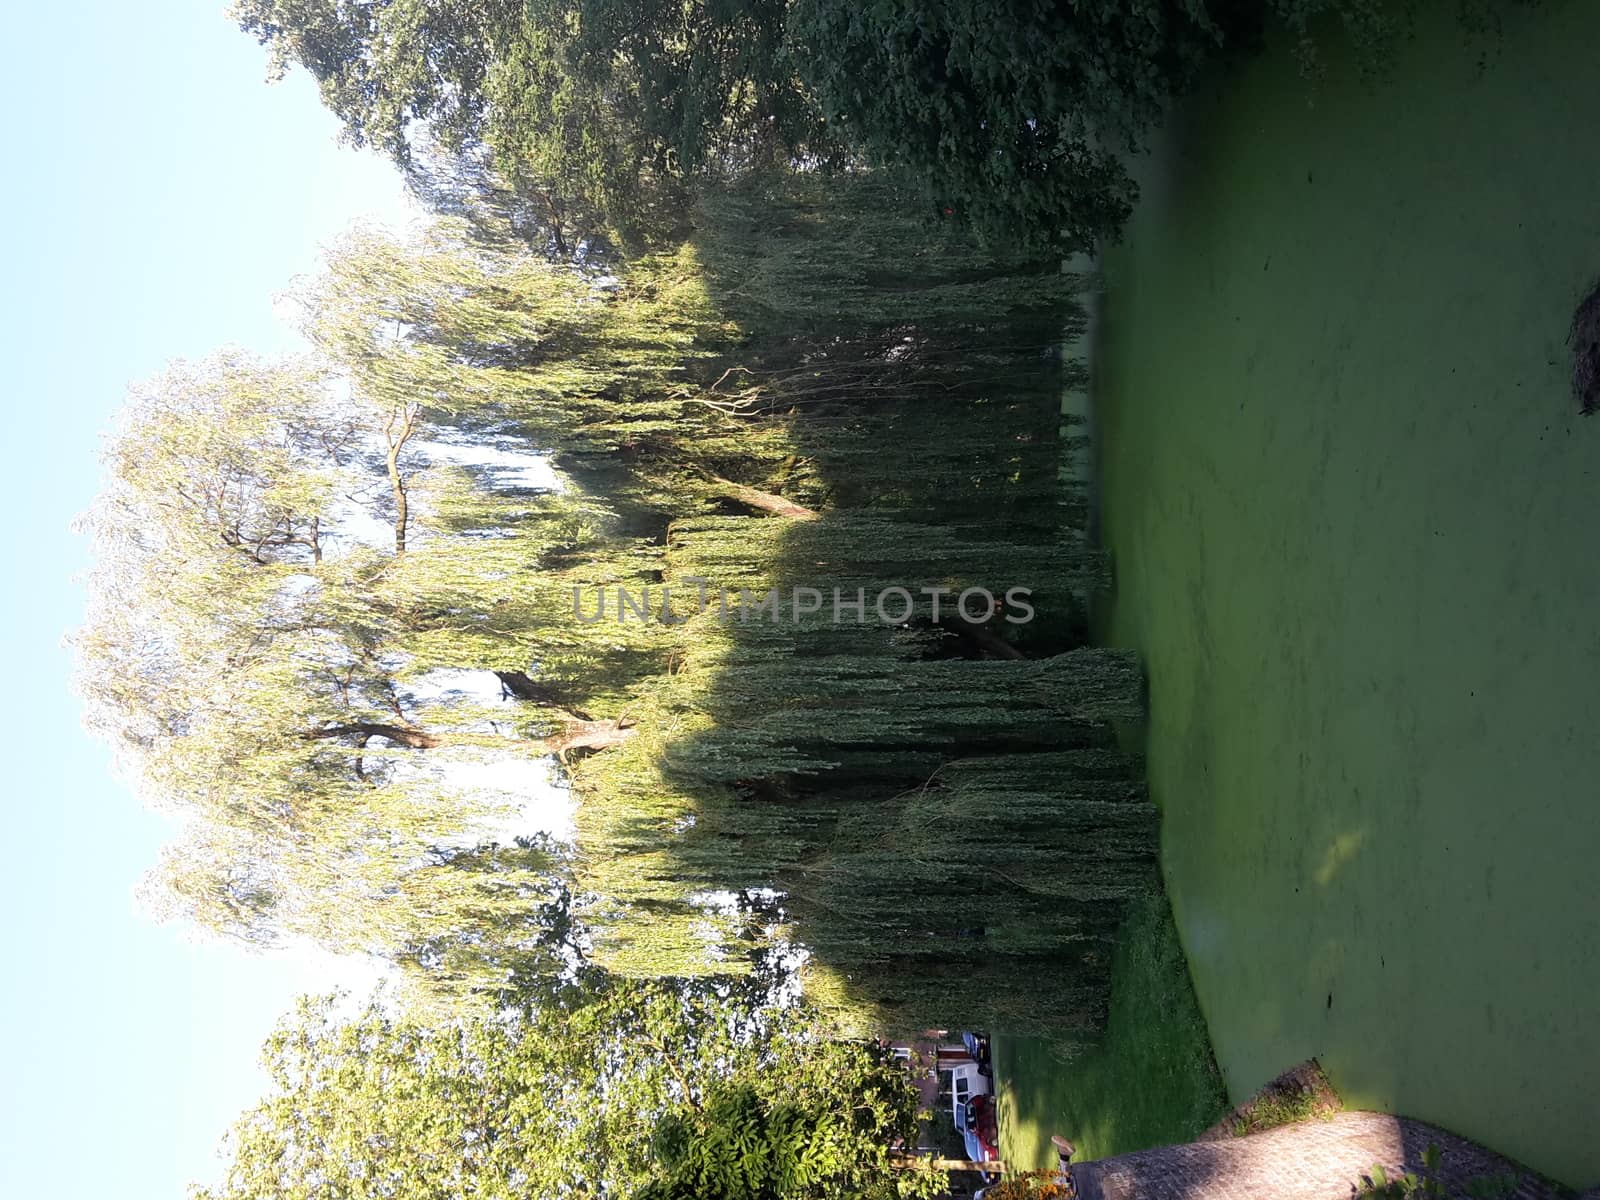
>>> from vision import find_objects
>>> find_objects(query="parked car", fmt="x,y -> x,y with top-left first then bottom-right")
953,1094 -> 1000,1182
961,1030 -> 992,1077
966,1094 -> 999,1157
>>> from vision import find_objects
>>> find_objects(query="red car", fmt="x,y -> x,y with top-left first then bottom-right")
961,1094 -> 1000,1164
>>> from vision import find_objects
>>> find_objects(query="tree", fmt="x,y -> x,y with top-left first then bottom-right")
638,1078 -> 943,1200
232,0 -> 1428,250
193,980 -> 941,1200
76,350 -> 650,977
82,175 -> 1161,1032
786,0 -> 1227,251
232,0 -> 832,247
229,0 -> 517,163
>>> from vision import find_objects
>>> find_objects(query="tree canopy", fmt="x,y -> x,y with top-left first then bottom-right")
231,0 -> 1429,251
194,980 -> 942,1200
81,174 -> 1158,1033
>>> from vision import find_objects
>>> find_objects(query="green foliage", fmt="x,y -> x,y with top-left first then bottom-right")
234,0 -> 1455,251
77,341 -> 663,979
993,891 -> 1228,1167
194,979 -> 941,1200
486,0 -> 837,247
542,175 -> 1152,1032
1355,1145 -> 1521,1199
84,173 -> 1154,1032
787,0 -> 1225,251
230,0 -> 515,162
639,1076 -> 942,1200
236,0 -> 1549,257
232,0 -> 835,247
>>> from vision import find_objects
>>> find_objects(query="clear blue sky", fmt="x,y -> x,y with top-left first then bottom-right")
0,4 -> 410,1196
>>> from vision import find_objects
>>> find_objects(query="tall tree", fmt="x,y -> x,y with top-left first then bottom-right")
83,175 -> 1156,1032
193,981 -> 942,1200
231,0 -> 1424,249
77,351 -> 649,975
232,0 -> 831,246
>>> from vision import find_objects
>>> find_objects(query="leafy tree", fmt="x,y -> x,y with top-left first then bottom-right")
83,175 -> 1157,1032
231,0 -> 1439,249
232,0 -> 832,246
76,349 -> 649,976
230,0 -> 517,163
639,1078 -> 940,1200
787,0 -> 1228,251
193,981 -> 941,1200
483,0 -> 836,246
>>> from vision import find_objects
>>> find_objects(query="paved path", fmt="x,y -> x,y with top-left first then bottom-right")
1070,1112 -> 1569,1200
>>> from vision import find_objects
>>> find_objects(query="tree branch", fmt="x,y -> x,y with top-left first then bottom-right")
702,472 -> 816,519
304,722 -> 442,750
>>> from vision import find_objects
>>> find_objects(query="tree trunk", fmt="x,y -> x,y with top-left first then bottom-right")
306,714 -> 634,759
388,442 -> 410,553
705,473 -> 817,519
384,398 -> 419,553
544,718 -> 637,758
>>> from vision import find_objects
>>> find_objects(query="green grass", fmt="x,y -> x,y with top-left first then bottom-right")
1226,1086 -> 1324,1139
1087,1 -> 1600,1187
995,889 -> 1228,1170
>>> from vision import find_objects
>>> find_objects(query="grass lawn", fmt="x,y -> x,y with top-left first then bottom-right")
1086,0 -> 1600,1187
995,889 -> 1228,1170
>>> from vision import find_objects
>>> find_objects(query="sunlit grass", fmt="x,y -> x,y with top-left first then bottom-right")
1088,4 -> 1600,1183
994,888 -> 1227,1169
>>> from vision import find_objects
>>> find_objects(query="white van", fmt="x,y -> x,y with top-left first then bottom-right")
938,1056 -> 991,1114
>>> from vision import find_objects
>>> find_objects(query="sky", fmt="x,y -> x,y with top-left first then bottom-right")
0,4 -> 421,1196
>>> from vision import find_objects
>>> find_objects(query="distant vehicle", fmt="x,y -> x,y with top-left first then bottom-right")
961,1030 -> 992,1076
